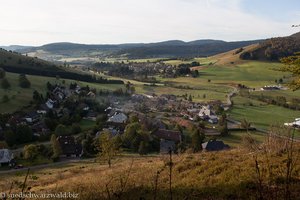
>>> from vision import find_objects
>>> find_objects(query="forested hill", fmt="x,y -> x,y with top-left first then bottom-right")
112,40 -> 263,58
0,48 -> 123,84
18,39 -> 263,59
0,48 -> 63,72
240,32 -> 300,61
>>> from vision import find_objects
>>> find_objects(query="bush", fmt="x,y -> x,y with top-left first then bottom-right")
55,124 -> 70,136
71,123 -> 82,135
23,144 -> 39,161
2,95 -> 9,103
1,78 -> 10,89
0,68 -> 5,78
19,74 -> 31,88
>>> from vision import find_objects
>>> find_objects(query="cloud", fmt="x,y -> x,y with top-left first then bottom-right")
0,0 -> 298,45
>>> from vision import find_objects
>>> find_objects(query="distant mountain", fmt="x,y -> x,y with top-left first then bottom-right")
0,45 -> 34,51
240,32 -> 300,61
113,40 -> 262,58
18,39 -> 263,59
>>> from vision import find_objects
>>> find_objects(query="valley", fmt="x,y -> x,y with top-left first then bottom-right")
1,32 -> 300,200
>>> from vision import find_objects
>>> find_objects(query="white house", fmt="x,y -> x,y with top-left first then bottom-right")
284,118 -> 300,127
107,113 -> 128,124
0,149 -> 14,166
24,112 -> 40,124
46,99 -> 55,109
199,105 -> 218,124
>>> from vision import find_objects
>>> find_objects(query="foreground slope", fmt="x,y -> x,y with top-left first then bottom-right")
1,147 -> 299,200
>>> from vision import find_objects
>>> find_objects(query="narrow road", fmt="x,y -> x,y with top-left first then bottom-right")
224,86 -> 238,111
0,158 -> 93,175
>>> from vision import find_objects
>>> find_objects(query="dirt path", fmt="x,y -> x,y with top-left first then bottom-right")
224,86 -> 238,111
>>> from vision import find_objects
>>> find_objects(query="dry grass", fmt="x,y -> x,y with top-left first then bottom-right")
1,147 -> 299,199
211,44 -> 259,66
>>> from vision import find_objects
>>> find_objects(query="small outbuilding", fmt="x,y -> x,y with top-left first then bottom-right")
152,129 -> 182,154
0,149 -> 14,167
202,140 -> 229,151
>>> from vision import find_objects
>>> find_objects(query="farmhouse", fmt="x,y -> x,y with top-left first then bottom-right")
84,111 -> 98,121
0,149 -> 14,166
108,112 -> 128,124
198,105 -> 218,124
260,85 -> 282,91
24,111 -> 40,124
202,140 -> 229,151
37,104 -> 50,114
46,99 -> 55,109
152,129 -> 182,154
57,136 -> 82,157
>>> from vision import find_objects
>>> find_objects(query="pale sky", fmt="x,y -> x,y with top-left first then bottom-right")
0,0 -> 300,46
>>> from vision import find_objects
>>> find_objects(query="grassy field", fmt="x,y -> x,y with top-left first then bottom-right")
132,61 -> 292,103
79,119 -> 97,131
198,61 -> 289,88
0,72 -> 124,113
229,96 -> 300,132
251,89 -> 300,102
215,131 -> 266,147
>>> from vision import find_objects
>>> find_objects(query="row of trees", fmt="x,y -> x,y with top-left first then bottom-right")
240,89 -> 300,110
2,124 -> 33,147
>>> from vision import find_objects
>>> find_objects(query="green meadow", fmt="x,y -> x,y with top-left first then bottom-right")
0,72 -> 124,113
228,96 -> 300,133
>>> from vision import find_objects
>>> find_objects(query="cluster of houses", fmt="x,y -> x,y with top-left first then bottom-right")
100,94 -> 226,154
3,83 -> 99,138
131,94 -> 220,124
260,85 -> 283,91
127,62 -> 175,77
0,85 -> 231,168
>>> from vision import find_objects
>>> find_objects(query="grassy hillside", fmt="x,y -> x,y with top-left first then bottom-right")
0,48 -> 123,85
1,146 -> 299,199
210,44 -> 259,66
0,72 -> 124,113
0,48 -> 62,72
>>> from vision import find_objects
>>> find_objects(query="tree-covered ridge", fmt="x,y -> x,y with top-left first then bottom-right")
240,32 -> 300,61
0,48 -> 123,84
280,53 -> 300,90
18,39 -> 262,59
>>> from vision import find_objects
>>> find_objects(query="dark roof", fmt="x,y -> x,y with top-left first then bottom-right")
153,129 -> 181,142
57,136 -> 82,156
39,104 -> 50,111
25,111 -> 39,118
202,140 -> 229,151
86,111 -> 98,118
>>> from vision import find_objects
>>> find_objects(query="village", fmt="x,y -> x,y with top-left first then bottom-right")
0,79 -> 232,168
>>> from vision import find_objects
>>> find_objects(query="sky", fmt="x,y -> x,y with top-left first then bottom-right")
0,0 -> 300,46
